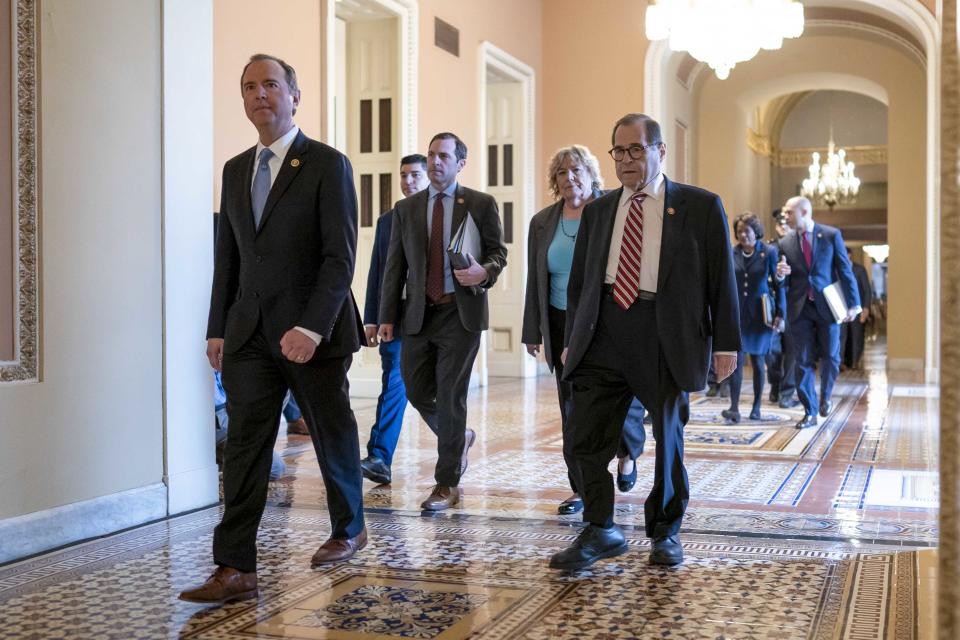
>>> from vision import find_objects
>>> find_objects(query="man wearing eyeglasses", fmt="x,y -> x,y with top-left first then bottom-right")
550,113 -> 740,570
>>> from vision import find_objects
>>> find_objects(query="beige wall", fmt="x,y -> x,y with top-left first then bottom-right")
212,0 -> 323,207
0,0 -> 164,519
417,0 -> 543,202
541,0 -> 647,205
695,35 -> 926,364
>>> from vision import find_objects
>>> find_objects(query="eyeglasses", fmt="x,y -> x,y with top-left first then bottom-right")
608,142 -> 660,161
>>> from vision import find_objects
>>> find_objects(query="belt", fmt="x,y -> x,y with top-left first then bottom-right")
426,293 -> 455,307
601,283 -> 656,301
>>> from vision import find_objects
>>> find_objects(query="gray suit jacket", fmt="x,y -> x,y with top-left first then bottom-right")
521,189 -> 604,370
379,184 -> 508,334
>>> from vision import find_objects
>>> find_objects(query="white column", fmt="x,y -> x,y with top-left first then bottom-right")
161,0 -> 219,514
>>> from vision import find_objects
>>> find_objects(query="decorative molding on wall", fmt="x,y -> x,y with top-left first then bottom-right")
1,0 -> 39,384
776,144 -> 888,168
745,129 -> 774,158
0,483 -> 167,564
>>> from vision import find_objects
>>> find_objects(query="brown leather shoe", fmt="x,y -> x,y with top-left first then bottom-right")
178,566 -> 258,604
311,527 -> 368,566
420,484 -> 461,511
286,418 -> 309,436
459,428 -> 476,476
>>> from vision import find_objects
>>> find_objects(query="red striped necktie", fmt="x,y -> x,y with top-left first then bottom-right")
613,192 -> 647,310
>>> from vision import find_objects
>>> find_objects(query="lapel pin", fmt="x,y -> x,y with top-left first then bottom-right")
760,252 -> 766,258
290,158 -> 301,168
457,198 -> 465,204
666,207 -> 675,215
817,232 -> 823,238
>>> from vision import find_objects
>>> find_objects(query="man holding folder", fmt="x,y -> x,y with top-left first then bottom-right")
378,132 -> 508,510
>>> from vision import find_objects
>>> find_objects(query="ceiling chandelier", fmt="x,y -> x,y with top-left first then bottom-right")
800,132 -> 861,211
645,0 -> 805,80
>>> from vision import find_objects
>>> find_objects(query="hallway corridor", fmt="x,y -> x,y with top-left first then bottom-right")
0,344 -> 938,638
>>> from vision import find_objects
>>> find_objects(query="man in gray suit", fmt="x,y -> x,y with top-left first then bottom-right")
379,132 -> 508,511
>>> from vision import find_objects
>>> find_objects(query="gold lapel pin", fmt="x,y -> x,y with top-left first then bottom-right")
666,207 -> 675,215
290,158 -> 301,168
457,198 -> 465,204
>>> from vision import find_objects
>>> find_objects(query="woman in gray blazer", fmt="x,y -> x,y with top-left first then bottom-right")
522,145 -> 646,515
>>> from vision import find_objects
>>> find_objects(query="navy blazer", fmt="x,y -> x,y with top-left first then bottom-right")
363,208 -> 397,329
780,223 -> 861,323
563,177 -> 741,391
207,131 -> 364,358
733,241 -> 786,355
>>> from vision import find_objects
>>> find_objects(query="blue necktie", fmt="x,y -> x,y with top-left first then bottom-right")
251,148 -> 274,228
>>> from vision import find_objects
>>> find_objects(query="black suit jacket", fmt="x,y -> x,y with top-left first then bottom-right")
852,261 -> 872,311
563,177 -> 740,391
379,184 -> 508,334
521,189 -> 604,370
207,131 -> 363,358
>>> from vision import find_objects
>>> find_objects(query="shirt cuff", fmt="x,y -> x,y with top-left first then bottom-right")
363,323 -> 377,329
714,351 -> 738,357
294,326 -> 322,345
849,305 -> 862,315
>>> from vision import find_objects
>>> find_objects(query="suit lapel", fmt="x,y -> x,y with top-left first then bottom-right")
599,188 -> 623,267
408,190 -> 430,262
256,131 -> 309,235
657,176 -> 684,292
239,147 -> 257,236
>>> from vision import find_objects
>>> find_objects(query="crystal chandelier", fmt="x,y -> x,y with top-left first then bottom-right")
645,0 -> 805,80
800,132 -> 861,210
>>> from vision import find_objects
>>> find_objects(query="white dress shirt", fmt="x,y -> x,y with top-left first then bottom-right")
605,172 -> 665,291
251,125 -> 322,346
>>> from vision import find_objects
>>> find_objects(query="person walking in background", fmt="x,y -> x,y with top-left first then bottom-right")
359,154 -> 430,485
722,213 -> 785,423
522,145 -> 646,516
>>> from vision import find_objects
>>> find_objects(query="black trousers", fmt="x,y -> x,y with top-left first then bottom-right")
568,296 -> 688,538
840,319 -> 866,368
548,305 -> 645,494
215,327 -> 364,573
765,331 -> 796,398
401,302 -> 481,487
729,351 -> 765,409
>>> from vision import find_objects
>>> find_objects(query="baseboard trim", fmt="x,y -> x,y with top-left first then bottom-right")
0,483 -> 168,564
888,357 -> 924,371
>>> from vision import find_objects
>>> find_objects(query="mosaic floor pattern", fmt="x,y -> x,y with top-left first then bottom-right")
0,343 -> 939,638
0,507 -> 925,640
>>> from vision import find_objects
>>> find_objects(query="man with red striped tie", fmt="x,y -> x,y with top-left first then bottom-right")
549,114 -> 740,570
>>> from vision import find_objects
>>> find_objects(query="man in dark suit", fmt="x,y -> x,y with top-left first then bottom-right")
359,154 -> 429,485
180,54 -> 366,605
766,209 -> 800,408
776,196 -> 861,429
549,114 -> 740,570
378,132 -> 508,511
840,247 -> 873,369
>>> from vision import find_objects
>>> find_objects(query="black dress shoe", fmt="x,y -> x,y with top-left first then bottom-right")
649,535 -> 684,566
718,383 -> 730,398
616,460 -> 637,493
549,524 -> 628,571
720,408 -> 740,424
557,498 -> 583,515
769,389 -> 780,403
705,384 -> 719,397
819,400 -> 832,417
779,396 -> 801,409
749,404 -> 762,421
360,456 -> 391,485
795,414 -> 818,429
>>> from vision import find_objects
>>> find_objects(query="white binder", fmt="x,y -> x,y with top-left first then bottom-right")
822,281 -> 849,324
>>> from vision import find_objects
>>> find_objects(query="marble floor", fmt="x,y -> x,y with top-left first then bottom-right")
0,342 -> 939,638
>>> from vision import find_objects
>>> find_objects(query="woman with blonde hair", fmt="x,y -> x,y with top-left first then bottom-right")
522,145 -> 646,515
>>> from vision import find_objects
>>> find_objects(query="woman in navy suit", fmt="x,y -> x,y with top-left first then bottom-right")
722,213 -> 786,422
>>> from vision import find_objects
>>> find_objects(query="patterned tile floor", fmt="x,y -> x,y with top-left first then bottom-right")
0,342 -> 939,638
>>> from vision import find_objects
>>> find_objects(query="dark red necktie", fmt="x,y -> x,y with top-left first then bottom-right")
426,193 -> 446,303
802,231 -> 814,300
612,192 -> 647,310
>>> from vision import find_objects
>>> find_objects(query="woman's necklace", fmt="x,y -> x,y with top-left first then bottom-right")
741,246 -> 756,258
559,215 -> 579,239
